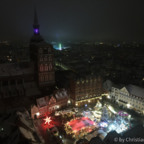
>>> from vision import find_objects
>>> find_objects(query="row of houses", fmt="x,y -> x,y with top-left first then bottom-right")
31,89 -> 69,119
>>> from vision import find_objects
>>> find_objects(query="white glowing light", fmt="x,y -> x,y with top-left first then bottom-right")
44,117 -> 51,125
108,105 -> 117,114
68,100 -> 71,104
107,95 -> 111,99
36,112 -> 40,116
127,104 -> 131,108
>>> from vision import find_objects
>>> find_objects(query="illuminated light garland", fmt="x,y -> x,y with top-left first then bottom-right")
65,117 -> 96,139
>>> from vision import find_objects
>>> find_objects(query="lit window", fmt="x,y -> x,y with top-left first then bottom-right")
40,64 -> 43,72
45,64 -> 48,71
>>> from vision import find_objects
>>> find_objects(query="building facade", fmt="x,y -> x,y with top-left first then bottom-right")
0,9 -> 55,100
0,63 -> 41,99
31,89 -> 69,118
70,76 -> 104,106
30,9 -> 55,90
110,84 -> 144,114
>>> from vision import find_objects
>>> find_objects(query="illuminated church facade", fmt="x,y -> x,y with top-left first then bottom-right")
30,9 -> 55,91
0,9 -> 55,99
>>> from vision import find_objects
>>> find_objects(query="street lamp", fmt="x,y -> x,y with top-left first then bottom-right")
68,100 -> 71,104
36,112 -> 40,117
127,104 -> 131,109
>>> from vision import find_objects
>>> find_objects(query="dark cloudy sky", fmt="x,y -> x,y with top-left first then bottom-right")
0,0 -> 144,41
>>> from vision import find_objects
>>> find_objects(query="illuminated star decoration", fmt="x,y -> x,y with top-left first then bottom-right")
44,116 -> 51,125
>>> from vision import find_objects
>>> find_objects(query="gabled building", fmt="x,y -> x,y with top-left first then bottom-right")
31,89 -> 69,118
107,81 -> 144,114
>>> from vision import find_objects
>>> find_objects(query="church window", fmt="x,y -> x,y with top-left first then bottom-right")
45,64 -> 48,71
40,75 -> 44,82
44,56 -> 47,61
45,74 -> 49,81
40,64 -> 44,72
49,63 -> 52,71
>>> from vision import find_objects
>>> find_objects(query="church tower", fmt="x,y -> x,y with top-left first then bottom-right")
30,9 -> 55,90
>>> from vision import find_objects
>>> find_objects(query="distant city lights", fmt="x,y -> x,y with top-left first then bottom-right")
59,43 -> 62,50
51,42 -> 70,50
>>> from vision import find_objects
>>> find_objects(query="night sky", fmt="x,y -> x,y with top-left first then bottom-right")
0,0 -> 144,41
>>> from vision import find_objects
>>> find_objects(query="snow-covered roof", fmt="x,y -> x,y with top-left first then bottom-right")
31,105 -> 39,118
103,80 -> 124,91
54,89 -> 68,100
0,63 -> 34,77
103,80 -> 113,91
19,127 -> 36,142
36,89 -> 68,107
37,97 -> 47,107
126,84 -> 144,98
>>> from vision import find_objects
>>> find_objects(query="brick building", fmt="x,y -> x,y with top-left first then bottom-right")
31,89 -> 69,118
0,9 -> 55,99
70,76 -> 104,106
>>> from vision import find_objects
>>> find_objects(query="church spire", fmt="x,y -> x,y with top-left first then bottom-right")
33,8 -> 40,35
34,8 -> 38,25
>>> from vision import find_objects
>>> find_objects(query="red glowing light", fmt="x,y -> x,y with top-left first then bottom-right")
44,116 -> 51,125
